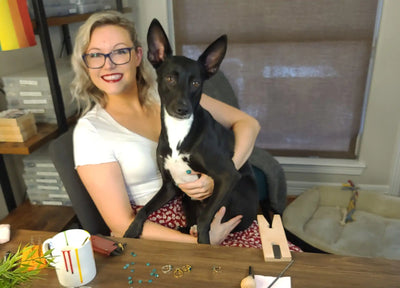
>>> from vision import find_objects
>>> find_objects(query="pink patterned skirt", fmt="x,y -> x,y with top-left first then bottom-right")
132,197 -> 302,252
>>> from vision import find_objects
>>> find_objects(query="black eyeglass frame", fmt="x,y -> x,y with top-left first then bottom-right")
82,47 -> 135,69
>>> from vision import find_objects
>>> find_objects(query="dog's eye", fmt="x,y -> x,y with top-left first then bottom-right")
165,75 -> 176,85
192,80 -> 200,88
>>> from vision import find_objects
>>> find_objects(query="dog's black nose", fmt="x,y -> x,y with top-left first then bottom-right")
176,106 -> 189,116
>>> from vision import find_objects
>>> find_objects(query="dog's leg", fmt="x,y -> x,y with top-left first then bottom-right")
180,195 -> 200,234
124,181 -> 178,238
196,171 -> 241,244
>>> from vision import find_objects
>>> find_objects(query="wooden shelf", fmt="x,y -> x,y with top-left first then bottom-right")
32,7 -> 132,29
0,200 -> 76,232
0,123 -> 59,155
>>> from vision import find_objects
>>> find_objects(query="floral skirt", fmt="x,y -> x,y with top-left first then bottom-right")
132,197 -> 302,251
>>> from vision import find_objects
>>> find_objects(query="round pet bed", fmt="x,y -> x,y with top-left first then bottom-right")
283,186 -> 400,260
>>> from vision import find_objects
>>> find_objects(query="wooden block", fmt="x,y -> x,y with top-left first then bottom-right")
0,110 -> 37,142
0,123 -> 37,140
258,214 -> 292,262
0,110 -> 35,127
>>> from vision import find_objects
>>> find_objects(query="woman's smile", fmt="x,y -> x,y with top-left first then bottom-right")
101,73 -> 123,83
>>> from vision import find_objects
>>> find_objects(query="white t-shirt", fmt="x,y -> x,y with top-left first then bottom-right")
73,104 -> 162,205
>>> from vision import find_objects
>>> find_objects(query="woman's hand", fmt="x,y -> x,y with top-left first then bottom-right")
209,206 -> 242,245
178,172 -> 214,201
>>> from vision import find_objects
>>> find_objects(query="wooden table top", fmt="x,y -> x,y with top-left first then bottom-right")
1,229 -> 400,288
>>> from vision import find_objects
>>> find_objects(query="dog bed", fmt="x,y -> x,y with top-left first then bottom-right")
282,186 -> 400,260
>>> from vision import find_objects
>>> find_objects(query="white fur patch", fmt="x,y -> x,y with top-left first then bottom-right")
164,153 -> 197,184
163,108 -> 197,184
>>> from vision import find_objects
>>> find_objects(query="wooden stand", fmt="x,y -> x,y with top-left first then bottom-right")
258,214 -> 292,262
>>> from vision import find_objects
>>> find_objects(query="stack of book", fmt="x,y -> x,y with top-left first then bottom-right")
0,109 -> 37,142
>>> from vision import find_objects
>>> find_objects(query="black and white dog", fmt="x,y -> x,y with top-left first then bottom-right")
124,19 -> 258,244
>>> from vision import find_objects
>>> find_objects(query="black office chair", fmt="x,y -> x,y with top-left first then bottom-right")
48,128 -> 110,235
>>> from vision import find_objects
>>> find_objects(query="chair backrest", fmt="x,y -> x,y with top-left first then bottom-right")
48,128 -> 110,235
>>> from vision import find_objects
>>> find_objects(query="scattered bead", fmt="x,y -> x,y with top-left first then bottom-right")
123,251 -> 161,284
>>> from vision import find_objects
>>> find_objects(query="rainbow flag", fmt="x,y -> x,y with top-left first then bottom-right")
0,0 -> 36,51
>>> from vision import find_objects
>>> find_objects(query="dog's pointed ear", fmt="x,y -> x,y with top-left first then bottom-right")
198,35 -> 227,79
147,19 -> 173,68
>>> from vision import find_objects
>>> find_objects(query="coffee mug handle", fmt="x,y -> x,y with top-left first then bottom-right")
42,238 -> 56,267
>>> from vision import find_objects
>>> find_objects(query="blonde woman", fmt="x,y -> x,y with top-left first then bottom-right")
71,11 -> 261,246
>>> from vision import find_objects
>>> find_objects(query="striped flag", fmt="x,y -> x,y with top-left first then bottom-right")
0,0 -> 36,51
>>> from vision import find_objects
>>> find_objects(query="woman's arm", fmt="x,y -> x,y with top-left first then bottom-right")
77,162 -> 241,244
200,93 -> 260,170
77,162 -> 197,243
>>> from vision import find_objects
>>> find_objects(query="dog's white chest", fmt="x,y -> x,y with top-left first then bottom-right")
163,109 -> 197,184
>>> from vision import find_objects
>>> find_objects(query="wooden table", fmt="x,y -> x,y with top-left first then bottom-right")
1,229 -> 400,287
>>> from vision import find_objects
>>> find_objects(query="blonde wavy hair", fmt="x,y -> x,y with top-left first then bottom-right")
71,11 -> 158,115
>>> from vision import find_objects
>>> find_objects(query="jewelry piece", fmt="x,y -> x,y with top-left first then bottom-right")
181,264 -> 192,272
162,264 -> 173,274
174,268 -> 184,278
212,265 -> 222,273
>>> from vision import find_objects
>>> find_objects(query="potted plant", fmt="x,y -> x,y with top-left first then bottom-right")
0,244 -> 53,288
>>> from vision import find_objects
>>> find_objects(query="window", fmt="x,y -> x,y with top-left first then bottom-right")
173,0 -> 379,159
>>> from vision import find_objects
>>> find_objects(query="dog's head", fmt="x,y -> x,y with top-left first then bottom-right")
147,19 -> 227,120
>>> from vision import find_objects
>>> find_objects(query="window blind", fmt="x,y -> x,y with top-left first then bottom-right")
173,0 -> 379,158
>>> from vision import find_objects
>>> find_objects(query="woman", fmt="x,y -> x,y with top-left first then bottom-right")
71,11 -> 261,246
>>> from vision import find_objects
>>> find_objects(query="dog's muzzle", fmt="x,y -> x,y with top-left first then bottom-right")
168,106 -> 192,119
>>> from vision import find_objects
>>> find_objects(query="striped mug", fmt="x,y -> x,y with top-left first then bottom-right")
42,229 -> 96,287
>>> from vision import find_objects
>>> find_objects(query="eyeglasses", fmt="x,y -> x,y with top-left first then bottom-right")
82,47 -> 135,69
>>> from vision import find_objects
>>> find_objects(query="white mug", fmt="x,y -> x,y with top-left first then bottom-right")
42,229 -> 96,287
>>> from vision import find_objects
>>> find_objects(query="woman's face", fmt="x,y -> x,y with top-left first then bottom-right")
85,24 -> 142,98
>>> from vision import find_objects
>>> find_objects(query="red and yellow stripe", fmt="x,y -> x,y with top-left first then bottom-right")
0,0 -> 36,51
